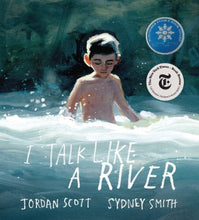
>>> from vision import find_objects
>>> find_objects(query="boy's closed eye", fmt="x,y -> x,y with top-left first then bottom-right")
93,59 -> 114,66
106,60 -> 114,65
93,61 -> 101,65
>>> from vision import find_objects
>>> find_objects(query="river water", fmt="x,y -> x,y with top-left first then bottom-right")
0,90 -> 199,220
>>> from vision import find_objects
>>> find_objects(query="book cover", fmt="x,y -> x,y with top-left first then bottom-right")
0,0 -> 198,220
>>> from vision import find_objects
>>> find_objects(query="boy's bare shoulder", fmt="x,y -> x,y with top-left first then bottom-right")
76,74 -> 95,84
109,74 -> 122,85
76,73 -> 121,87
109,74 -> 120,81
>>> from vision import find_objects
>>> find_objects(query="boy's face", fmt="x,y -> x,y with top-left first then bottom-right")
89,53 -> 118,78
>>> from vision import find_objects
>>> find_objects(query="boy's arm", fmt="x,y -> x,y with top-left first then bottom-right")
114,77 -> 140,122
66,80 -> 82,118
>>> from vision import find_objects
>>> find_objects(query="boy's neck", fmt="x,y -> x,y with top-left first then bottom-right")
93,72 -> 110,79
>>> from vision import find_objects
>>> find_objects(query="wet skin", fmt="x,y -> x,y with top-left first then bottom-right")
66,53 -> 140,123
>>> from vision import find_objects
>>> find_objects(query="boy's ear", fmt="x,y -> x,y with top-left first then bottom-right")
84,54 -> 91,66
116,56 -> 120,63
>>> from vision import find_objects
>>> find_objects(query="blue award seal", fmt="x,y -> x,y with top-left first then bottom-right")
146,17 -> 184,54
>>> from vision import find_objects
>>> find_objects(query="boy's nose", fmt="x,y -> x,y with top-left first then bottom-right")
101,62 -> 108,70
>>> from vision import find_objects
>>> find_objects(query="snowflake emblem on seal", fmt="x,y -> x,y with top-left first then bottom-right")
156,24 -> 175,43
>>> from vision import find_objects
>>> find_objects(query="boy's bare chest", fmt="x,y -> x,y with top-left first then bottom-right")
81,81 -> 115,104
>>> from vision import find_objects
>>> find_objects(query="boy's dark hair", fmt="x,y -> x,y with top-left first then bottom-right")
86,33 -> 120,59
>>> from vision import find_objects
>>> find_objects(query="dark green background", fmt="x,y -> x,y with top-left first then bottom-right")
0,0 -> 198,95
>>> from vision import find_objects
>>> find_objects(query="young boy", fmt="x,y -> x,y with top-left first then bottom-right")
66,33 -> 140,123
